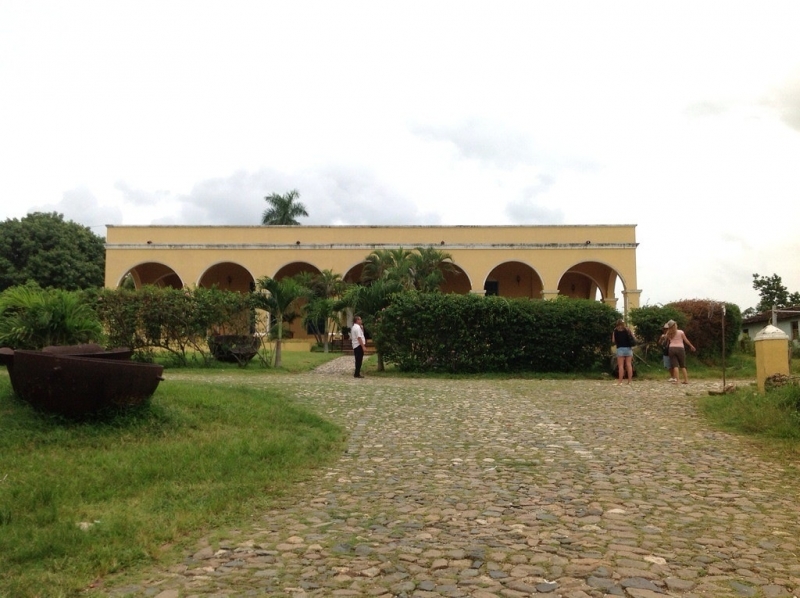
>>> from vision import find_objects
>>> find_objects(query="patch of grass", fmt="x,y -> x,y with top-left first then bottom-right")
368,350 -> 777,380
263,350 -> 347,373
0,373 -> 346,598
155,349 -> 344,373
365,361 -> 611,380
625,350 -> 769,381
698,382 -> 800,462
503,460 -> 540,469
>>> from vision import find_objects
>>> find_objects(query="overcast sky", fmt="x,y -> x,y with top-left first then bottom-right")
2,1 -> 799,312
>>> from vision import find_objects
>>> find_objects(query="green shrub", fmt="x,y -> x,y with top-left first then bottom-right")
91,286 -> 255,364
667,299 -> 741,359
629,304 -> 685,345
0,284 -> 103,349
376,292 -> 618,373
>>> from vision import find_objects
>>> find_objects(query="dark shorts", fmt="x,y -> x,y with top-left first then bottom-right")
669,347 -> 686,369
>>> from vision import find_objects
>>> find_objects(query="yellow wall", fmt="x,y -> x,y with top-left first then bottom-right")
105,225 -> 641,329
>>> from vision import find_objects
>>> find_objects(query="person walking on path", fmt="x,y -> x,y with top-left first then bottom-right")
351,315 -> 366,378
666,319 -> 696,384
658,323 -> 671,378
612,319 -> 635,385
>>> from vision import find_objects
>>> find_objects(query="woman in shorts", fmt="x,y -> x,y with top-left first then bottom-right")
612,319 -> 635,385
666,319 -> 696,384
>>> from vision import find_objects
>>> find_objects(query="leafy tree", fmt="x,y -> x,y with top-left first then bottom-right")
345,246 -> 458,368
336,278 -> 403,371
361,248 -> 412,286
303,269 -> 347,353
361,246 -> 455,292
92,286 -> 257,365
666,299 -> 741,359
751,273 -> 800,313
261,189 -> 309,225
253,276 -> 306,367
0,212 -> 105,292
408,246 -> 457,292
629,304 -> 685,356
0,284 -> 103,349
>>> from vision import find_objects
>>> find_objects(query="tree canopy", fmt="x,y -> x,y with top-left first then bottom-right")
361,246 -> 456,292
253,276 -> 306,367
750,272 -> 800,314
0,212 -> 106,292
261,189 -> 309,225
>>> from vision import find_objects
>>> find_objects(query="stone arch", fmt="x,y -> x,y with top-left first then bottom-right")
483,261 -> 544,298
198,262 -> 255,293
119,262 -> 183,289
441,263 -> 472,294
197,263 -> 256,335
343,261 -> 366,284
557,261 -> 621,306
270,262 -> 323,341
273,261 -> 321,280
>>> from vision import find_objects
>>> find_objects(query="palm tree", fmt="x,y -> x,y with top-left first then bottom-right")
362,247 -> 456,292
300,269 -> 347,353
261,189 -> 309,225
408,246 -> 457,292
336,278 -> 403,371
253,276 -> 306,367
361,248 -> 413,287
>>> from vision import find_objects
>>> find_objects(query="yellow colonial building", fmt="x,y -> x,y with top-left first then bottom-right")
105,224 -> 640,337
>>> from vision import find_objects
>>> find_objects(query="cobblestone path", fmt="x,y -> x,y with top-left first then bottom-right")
105,362 -> 800,598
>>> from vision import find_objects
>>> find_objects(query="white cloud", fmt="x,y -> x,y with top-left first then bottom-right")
2,1 -> 800,311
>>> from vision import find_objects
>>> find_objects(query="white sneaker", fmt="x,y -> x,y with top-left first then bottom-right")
669,378 -> 677,383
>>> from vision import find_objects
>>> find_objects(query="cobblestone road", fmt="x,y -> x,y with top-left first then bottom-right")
104,359 -> 800,598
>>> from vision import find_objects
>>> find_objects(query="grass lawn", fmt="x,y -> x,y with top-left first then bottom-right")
698,381 -> 800,465
159,347 -> 346,373
0,358 -> 347,598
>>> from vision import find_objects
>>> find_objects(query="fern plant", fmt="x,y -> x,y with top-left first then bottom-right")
0,284 -> 103,349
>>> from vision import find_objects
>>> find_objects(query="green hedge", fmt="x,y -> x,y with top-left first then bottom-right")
667,299 -> 742,359
91,286 -> 254,364
376,292 -> 619,373
629,300 -> 742,360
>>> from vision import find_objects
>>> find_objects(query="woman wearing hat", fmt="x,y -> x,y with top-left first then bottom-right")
665,320 -> 696,384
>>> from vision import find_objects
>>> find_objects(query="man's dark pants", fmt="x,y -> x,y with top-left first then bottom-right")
353,345 -> 364,377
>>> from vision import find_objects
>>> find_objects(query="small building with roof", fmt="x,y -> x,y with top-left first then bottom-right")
742,306 -> 800,347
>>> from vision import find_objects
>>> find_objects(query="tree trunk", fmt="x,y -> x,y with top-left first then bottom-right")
275,320 -> 283,367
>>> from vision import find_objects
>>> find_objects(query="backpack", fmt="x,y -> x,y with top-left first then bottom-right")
627,329 -> 637,347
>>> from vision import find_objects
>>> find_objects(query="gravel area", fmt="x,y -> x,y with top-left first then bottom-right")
100,362 -> 800,598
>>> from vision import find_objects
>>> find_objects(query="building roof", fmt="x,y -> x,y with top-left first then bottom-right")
742,305 -> 800,325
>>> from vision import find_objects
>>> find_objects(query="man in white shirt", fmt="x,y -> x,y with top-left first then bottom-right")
351,315 -> 366,378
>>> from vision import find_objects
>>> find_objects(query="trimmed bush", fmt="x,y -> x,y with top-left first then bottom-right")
91,286 -> 254,364
629,304 -> 685,345
376,292 -> 618,373
666,299 -> 741,359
